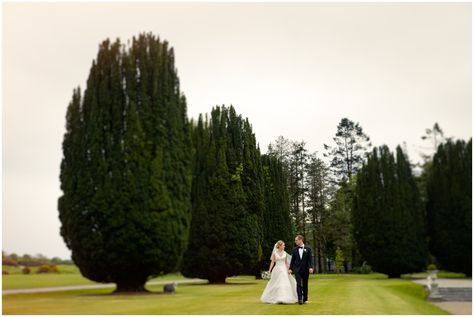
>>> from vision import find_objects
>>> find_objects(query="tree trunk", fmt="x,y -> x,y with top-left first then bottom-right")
208,276 -> 227,284
253,266 -> 262,280
312,229 -> 317,273
114,276 -> 149,293
317,239 -> 324,273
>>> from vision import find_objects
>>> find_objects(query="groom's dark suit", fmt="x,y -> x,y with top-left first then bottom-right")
289,245 -> 313,303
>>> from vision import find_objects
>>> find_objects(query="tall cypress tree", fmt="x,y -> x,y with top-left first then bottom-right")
182,106 -> 263,283
352,145 -> 427,277
260,154 -> 292,274
241,118 -> 265,276
267,136 -> 302,238
58,33 -> 192,292
427,139 -> 472,276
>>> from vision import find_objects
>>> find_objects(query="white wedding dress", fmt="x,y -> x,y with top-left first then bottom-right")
260,251 -> 298,304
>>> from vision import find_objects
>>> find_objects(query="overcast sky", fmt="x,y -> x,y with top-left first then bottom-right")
3,2 -> 471,259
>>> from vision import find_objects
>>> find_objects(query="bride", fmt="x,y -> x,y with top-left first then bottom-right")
260,240 -> 298,304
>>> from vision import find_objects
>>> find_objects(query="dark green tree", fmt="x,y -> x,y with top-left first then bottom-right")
305,153 -> 332,273
289,141 -> 309,235
240,118 -> 265,277
415,123 -> 447,202
326,177 -> 357,271
260,154 -> 293,274
426,138 -> 472,276
352,145 -> 427,277
414,123 -> 447,264
267,135 -> 292,173
419,123 -> 446,161
323,118 -> 371,185
181,106 -> 262,283
323,118 -> 371,269
58,33 -> 192,292
267,136 -> 299,237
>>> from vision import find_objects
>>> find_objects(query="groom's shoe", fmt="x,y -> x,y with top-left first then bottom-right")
298,300 -> 303,305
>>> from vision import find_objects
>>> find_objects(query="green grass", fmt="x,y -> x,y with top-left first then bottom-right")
2,266 -> 24,275
3,273 -> 96,290
3,270 -> 188,290
3,265 -> 93,289
56,265 -> 81,274
2,264 -> 80,275
401,271 -> 468,279
3,274 -> 449,314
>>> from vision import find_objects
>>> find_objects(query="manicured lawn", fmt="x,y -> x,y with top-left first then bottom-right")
2,264 -> 81,276
3,273 -> 95,290
401,271 -> 467,279
3,271 -> 188,290
3,265 -> 94,289
3,274 -> 449,314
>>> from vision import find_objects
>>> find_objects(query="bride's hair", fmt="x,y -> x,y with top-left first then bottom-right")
271,240 -> 288,260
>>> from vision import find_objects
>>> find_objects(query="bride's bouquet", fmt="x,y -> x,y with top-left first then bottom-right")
261,270 -> 271,280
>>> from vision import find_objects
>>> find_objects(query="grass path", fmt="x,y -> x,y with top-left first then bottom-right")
3,274 -> 449,314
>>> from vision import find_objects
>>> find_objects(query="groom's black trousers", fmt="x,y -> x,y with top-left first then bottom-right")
294,271 -> 309,302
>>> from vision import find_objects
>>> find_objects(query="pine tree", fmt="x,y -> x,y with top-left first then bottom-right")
322,118 -> 371,269
289,141 -> 309,235
305,153 -> 332,273
267,136 -> 292,172
324,118 -> 371,185
326,178 -> 357,271
419,122 -> 446,162
427,139 -> 472,276
58,33 -> 192,292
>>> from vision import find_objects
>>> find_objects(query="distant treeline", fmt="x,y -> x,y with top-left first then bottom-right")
2,251 -> 73,267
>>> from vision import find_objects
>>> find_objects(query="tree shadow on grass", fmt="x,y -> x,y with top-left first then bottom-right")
224,282 -> 259,285
80,290 -> 174,297
184,282 -> 258,286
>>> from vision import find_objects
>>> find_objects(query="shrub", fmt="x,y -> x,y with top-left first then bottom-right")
352,262 -> 372,274
427,263 -> 437,271
36,264 -> 59,274
22,267 -> 31,274
2,270 -> 9,275
2,258 -> 18,266
18,260 -> 42,267
335,247 -> 345,273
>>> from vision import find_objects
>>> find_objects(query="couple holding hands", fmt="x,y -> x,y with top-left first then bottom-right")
260,235 -> 314,305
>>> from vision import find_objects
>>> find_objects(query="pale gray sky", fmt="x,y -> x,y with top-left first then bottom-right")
3,2 -> 471,259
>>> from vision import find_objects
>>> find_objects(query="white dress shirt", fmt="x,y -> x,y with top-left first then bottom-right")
298,244 -> 304,259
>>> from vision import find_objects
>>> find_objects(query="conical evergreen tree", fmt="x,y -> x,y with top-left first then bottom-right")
58,33 -> 192,292
352,145 -> 427,277
182,106 -> 263,283
240,118 -> 265,276
427,138 -> 472,276
260,154 -> 293,274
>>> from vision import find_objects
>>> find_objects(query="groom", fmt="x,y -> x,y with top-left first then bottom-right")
289,235 -> 314,305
